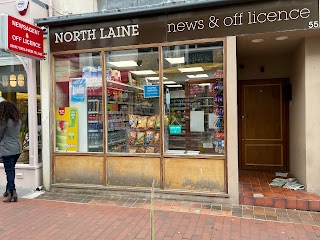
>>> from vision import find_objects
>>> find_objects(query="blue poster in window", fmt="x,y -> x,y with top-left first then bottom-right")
71,78 -> 86,102
143,85 -> 160,98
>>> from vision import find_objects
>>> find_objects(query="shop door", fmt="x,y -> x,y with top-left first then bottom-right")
239,80 -> 288,170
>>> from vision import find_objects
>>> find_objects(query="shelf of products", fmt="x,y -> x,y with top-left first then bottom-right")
106,79 -> 158,153
87,87 -> 103,152
127,114 -> 160,153
165,76 -> 225,155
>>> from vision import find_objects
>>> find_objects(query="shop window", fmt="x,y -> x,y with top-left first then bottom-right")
54,53 -> 103,153
0,51 -> 29,163
105,48 -> 160,154
162,42 -> 225,155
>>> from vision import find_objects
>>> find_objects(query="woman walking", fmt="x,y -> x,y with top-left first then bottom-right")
0,101 -> 22,202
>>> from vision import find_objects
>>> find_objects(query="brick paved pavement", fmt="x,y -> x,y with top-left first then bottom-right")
37,192 -> 320,226
0,193 -> 318,239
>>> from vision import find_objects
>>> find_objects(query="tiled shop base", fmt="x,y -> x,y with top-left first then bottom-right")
239,170 -> 320,211
35,192 -> 320,226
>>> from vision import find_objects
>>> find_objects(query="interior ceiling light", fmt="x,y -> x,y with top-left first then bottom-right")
163,81 -> 176,84
166,84 -> 182,87
187,74 -> 209,79
146,76 -> 168,81
178,67 -> 204,73
198,83 -> 211,86
165,57 -> 185,64
275,36 -> 288,41
130,70 -> 157,75
251,39 -> 264,43
108,60 -> 138,67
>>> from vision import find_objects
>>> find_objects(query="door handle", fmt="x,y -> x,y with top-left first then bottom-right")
241,115 -> 245,120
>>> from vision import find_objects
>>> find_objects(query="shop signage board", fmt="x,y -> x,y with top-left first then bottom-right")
144,85 -> 160,98
50,0 -> 318,51
0,14 -> 44,60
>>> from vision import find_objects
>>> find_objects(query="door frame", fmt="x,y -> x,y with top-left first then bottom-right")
238,79 -> 290,171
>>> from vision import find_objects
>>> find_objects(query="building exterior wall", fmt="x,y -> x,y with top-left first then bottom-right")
289,40 -> 306,186
305,37 -> 320,194
226,36 -> 239,203
52,0 -> 97,15
40,34 -> 51,191
97,0 -> 206,12
238,55 -> 291,81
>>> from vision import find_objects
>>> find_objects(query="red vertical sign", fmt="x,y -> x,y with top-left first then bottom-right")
7,15 -> 44,59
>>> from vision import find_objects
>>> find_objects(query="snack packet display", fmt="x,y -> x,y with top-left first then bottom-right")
155,115 -> 161,129
164,115 -> 169,127
145,130 -> 155,145
135,132 -> 145,145
136,147 -> 146,153
147,116 -> 156,129
145,147 -> 155,153
128,114 -> 138,128
154,147 -> 160,153
137,116 -> 148,129
154,131 -> 160,145
128,147 -> 137,153
128,131 -> 137,145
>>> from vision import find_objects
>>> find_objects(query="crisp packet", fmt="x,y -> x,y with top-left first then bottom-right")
135,132 -> 145,145
145,130 -> 155,145
137,116 -> 148,129
128,131 -> 137,145
155,115 -> 161,129
147,116 -> 156,129
129,114 -> 138,128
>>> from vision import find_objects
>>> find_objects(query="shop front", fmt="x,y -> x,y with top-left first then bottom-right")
37,0 -> 320,203
0,0 -> 46,190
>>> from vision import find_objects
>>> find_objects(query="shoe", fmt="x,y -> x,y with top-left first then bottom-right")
3,191 -> 8,197
3,190 -> 18,203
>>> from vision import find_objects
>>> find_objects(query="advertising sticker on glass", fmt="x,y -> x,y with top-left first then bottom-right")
70,78 -> 86,102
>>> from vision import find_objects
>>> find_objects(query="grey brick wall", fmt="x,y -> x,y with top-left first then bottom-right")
97,0 -> 204,12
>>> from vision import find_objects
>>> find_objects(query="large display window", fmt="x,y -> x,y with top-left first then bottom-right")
52,40 -> 226,192
163,42 -> 225,155
106,48 -> 160,153
53,42 -> 225,156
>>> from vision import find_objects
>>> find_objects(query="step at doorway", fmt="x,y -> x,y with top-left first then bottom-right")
239,170 -> 320,211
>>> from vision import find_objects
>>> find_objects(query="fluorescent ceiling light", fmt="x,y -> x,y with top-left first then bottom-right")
178,67 -> 204,73
251,39 -> 264,43
108,60 -> 137,67
198,83 -> 211,86
165,57 -> 185,64
146,76 -> 168,81
163,81 -> 176,84
166,84 -> 182,87
187,74 -> 209,79
131,70 -> 157,75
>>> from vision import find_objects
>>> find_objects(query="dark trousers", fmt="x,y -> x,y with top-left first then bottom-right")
2,154 -> 20,192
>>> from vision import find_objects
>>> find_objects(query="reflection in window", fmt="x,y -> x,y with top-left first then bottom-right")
106,48 -> 160,153
163,42 -> 225,155
54,53 -> 103,153
0,51 -> 30,163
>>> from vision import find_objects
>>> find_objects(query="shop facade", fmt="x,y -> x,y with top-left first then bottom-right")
0,0 -> 47,189
38,0 -> 320,203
